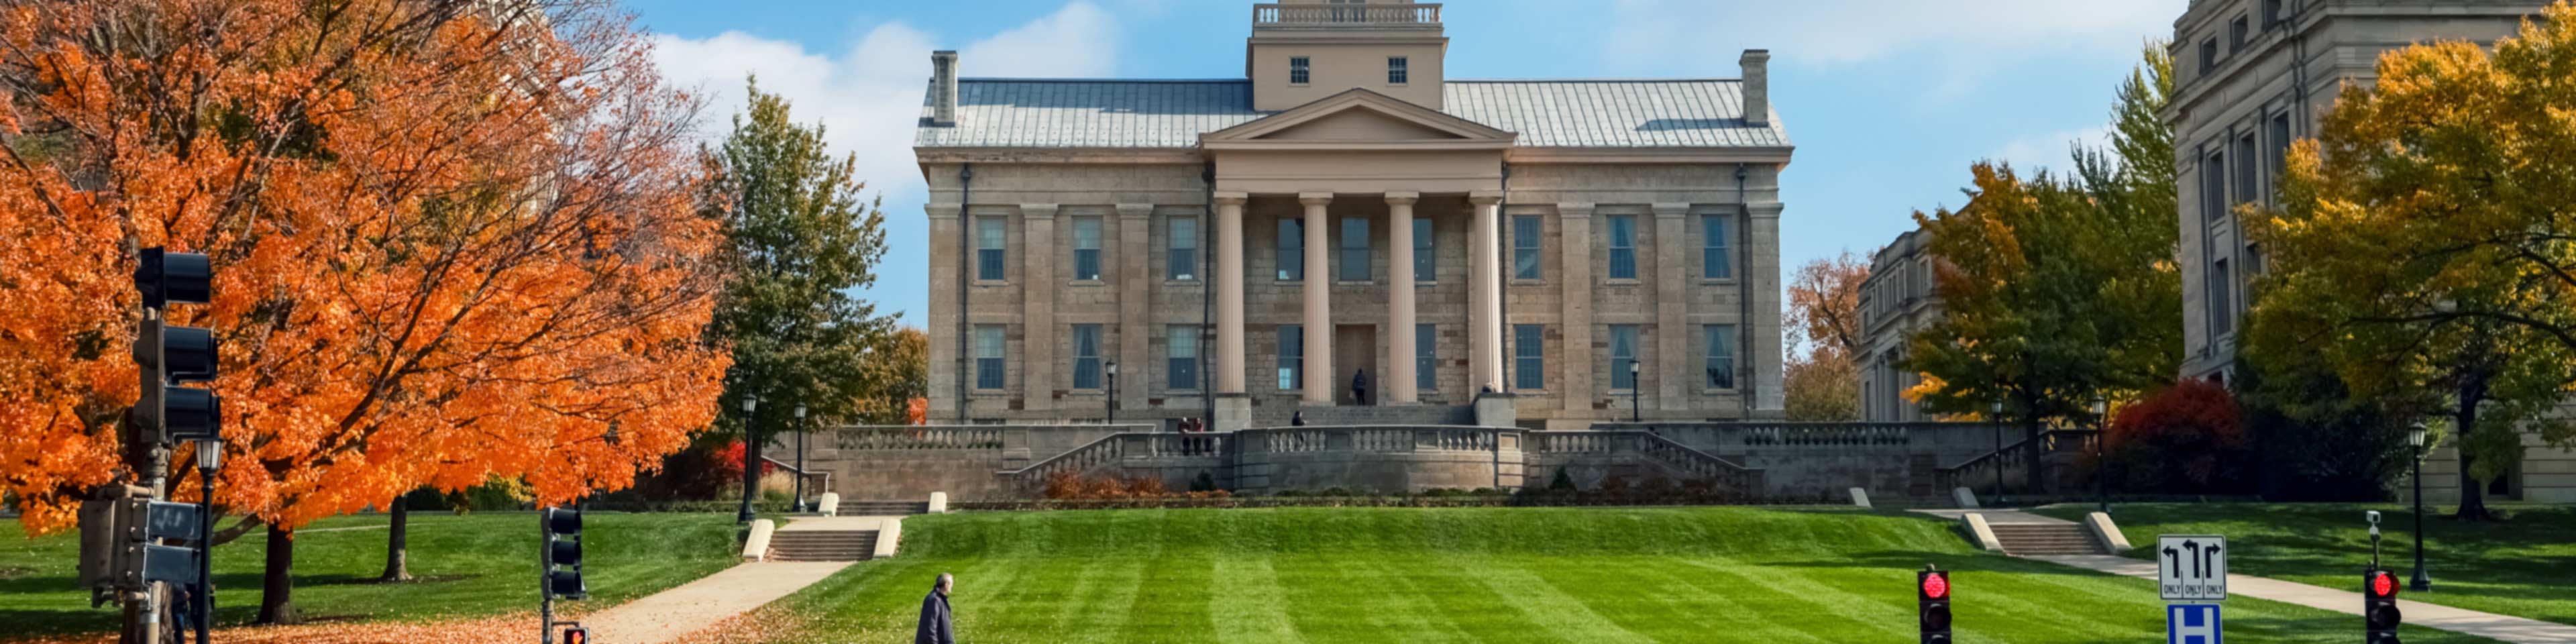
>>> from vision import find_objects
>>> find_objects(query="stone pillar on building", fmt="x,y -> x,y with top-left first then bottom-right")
1022,203 -> 1059,413
926,203 -> 964,421
1556,203 -> 1595,417
1752,201 -> 1788,415
1299,192 -> 1335,405
1652,203 -> 1690,413
1468,191 -> 1505,394
1385,192 -> 1420,404
1213,193 -> 1250,430
1116,203 -> 1154,415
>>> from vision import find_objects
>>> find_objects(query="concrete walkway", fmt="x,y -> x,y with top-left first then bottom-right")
2034,554 -> 2576,643
583,515 -> 907,644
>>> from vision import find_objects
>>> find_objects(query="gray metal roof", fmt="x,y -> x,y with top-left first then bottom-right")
914,78 -> 1789,149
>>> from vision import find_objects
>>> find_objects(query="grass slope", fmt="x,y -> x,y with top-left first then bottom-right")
0,512 -> 739,638
2034,502 -> 2576,627
756,507 -> 2498,643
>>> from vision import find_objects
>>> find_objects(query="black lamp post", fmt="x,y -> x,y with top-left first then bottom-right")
1627,359 -> 1642,422
1992,400 -> 2007,506
2408,422 -> 2432,592
737,396 -> 759,524
791,404 -> 808,513
1106,361 -> 1119,423
194,437 -> 222,644
2092,394 -> 2110,516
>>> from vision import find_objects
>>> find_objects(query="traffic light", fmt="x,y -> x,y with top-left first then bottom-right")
132,247 -> 221,443
544,507 -> 585,600
1918,568 -> 1953,643
2366,568 -> 2402,643
562,627 -> 588,644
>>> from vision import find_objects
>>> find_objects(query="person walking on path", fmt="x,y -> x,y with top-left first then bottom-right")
915,573 -> 955,644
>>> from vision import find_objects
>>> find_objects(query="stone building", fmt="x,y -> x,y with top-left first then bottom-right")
915,0 -> 1790,431
2170,0 -> 2571,502
1856,227 -> 1940,422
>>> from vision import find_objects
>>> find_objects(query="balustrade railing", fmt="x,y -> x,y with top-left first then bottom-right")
1934,429 -> 2098,496
1526,431 -> 1764,496
1252,3 -> 1440,27
1001,433 -> 1129,489
1741,424 -> 1914,446
834,426 -> 1004,451
1252,425 -> 1504,454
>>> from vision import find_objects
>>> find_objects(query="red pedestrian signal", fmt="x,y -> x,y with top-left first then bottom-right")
1918,568 -> 1953,643
563,627 -> 588,644
2365,569 -> 2402,643
1921,572 -> 1949,599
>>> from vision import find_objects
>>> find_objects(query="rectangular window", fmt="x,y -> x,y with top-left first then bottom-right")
1071,324 -> 1103,390
1387,56 -> 1408,84
1609,325 -> 1640,390
2267,113 -> 2293,182
1606,215 -> 1637,280
1705,325 -> 1737,389
2263,0 -> 2286,28
2233,133 -> 2259,206
2230,16 -> 2250,52
2200,38 -> 2220,73
1413,218 -> 1435,282
1909,258 -> 1928,299
1289,56 -> 1310,85
1277,325 -> 1303,391
1277,218 -> 1303,280
1513,324 -> 1546,391
1339,217 -> 1370,282
1702,215 -> 1732,280
1167,325 -> 1198,390
2201,150 -> 2227,223
1512,215 -> 1542,280
2211,260 -> 2235,337
976,217 -> 1006,280
1169,216 -> 1199,281
1071,216 -> 1103,281
973,325 -> 1005,390
1413,323 -> 1438,391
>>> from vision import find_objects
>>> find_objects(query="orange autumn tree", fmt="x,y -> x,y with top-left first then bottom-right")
0,0 -> 729,623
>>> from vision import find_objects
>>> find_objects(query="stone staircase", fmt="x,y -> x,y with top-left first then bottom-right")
766,530 -> 878,561
837,500 -> 929,516
1988,522 -> 2104,556
1251,403 -> 1476,428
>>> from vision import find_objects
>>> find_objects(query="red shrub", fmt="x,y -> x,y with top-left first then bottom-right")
2106,380 -> 2253,492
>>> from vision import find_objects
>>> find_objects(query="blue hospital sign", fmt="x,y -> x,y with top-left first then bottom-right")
2167,604 -> 2222,644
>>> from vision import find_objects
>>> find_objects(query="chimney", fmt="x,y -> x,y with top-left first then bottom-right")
929,50 -> 959,127
1739,49 -> 1770,127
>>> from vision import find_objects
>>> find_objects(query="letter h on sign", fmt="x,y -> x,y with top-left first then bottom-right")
2167,604 -> 2222,644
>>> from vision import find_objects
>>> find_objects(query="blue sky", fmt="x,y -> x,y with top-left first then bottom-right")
625,0 -> 2185,335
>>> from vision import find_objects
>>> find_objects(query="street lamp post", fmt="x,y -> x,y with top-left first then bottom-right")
737,396 -> 759,524
1992,400 -> 2007,506
791,405 -> 808,513
2408,422 -> 2432,592
1627,360 -> 1642,422
2092,395 -> 2110,516
194,438 -> 223,644
1106,361 -> 1119,423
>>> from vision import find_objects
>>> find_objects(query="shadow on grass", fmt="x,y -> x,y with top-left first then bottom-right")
1765,550 -> 2125,578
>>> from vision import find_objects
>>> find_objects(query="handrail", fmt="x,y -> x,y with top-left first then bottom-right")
759,455 -> 830,505
994,432 -> 1232,490
1934,428 -> 2098,494
1525,430 -> 1764,496
1937,428 -> 2097,472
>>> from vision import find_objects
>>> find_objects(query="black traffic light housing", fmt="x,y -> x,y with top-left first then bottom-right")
133,247 -> 221,443
2366,568 -> 2403,643
562,627 -> 588,644
544,507 -> 585,600
134,248 -> 212,310
1919,568 -> 1953,643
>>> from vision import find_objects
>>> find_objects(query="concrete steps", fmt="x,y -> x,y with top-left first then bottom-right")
837,500 -> 928,516
767,530 -> 878,561
1254,404 -> 1476,428
1988,523 -> 2104,556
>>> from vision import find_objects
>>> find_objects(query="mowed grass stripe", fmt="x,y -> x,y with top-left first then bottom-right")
1666,557 -> 1909,642
1452,555 -> 1656,644
1382,553 -> 1561,643
1210,557 -> 1302,643
1118,551 -> 1219,641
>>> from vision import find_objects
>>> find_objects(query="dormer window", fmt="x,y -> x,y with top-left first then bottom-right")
1387,56 -> 1408,84
1290,56 -> 1310,85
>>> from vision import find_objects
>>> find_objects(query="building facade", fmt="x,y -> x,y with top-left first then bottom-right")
916,0 -> 1790,431
2170,0 -> 2571,502
1856,228 -> 1939,422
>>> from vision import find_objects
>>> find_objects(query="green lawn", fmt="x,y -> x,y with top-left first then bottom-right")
0,512 -> 741,638
2033,502 -> 2576,627
746,506 -> 2500,643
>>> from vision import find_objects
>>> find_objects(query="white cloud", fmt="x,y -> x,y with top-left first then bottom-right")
1992,125 -> 2114,176
1603,0 -> 2183,68
650,1 -> 1122,206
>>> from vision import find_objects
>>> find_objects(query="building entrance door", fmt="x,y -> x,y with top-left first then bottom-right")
1334,324 -> 1377,405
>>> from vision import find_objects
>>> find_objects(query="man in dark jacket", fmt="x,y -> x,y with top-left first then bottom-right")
1351,369 -> 1369,406
915,573 -> 955,644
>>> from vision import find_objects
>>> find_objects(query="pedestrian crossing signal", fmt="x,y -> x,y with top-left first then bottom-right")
1918,568 -> 1952,643
562,627 -> 588,644
2365,569 -> 2402,643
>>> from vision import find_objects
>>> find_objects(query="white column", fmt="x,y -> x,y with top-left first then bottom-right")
1385,192 -> 1419,404
1214,193 -> 1248,394
1300,192 -> 1335,405
1468,192 -> 1504,393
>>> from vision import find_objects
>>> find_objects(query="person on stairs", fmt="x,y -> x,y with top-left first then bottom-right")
915,572 -> 955,644
1351,368 -> 1370,406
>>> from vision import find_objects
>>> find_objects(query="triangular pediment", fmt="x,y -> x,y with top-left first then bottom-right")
1203,89 -> 1515,148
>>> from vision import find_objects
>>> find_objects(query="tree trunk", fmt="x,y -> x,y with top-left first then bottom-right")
378,501 -> 411,582
256,524 -> 298,625
2454,381 -> 2493,522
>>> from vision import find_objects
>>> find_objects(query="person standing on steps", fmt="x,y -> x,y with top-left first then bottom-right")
916,572 -> 955,644
1351,368 -> 1370,406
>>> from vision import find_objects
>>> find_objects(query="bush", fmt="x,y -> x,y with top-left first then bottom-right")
2107,380 -> 2255,494
2235,355 -> 2410,501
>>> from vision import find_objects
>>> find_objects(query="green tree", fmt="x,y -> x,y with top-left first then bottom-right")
1907,42 -> 2180,491
702,78 -> 897,486
2248,3 -> 2576,520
